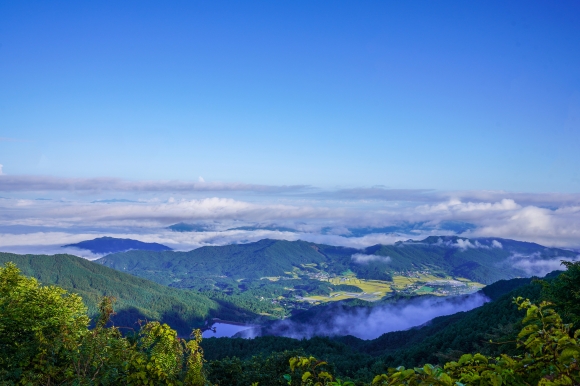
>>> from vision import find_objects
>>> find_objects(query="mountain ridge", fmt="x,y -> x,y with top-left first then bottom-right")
0,252 -> 240,335
64,236 -> 172,254
96,236 -> 576,286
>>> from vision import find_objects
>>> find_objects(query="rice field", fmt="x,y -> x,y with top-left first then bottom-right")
300,272 -> 485,304
391,273 -> 444,289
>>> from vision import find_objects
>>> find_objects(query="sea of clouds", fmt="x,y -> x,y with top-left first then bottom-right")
1,175 -> 580,257
251,293 -> 490,340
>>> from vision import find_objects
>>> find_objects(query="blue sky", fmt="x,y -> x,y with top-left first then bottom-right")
1,0 -> 579,192
1,1 -> 580,254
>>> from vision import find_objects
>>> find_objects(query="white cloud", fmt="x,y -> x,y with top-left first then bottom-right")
0,175 -> 308,193
509,253 -> 580,277
351,253 -> 391,264
468,205 -> 580,248
264,293 -> 489,340
1,182 -> 580,254
0,164 -> 3,175
433,238 -> 503,250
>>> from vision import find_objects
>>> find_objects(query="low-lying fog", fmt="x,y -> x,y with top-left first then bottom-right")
246,293 -> 489,340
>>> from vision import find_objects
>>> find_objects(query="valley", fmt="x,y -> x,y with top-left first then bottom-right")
1,236 -> 577,383
93,236 -> 571,322
263,265 -> 484,306
0,235 -> 573,337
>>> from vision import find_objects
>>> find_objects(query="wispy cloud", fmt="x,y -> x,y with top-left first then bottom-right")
324,188 -> 435,202
351,253 -> 391,264
0,175 -> 309,193
509,253 -> 580,277
318,187 -> 580,208
433,238 -> 503,250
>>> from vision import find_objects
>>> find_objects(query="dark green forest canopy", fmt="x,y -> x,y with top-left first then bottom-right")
96,237 -> 576,286
0,252 -> 223,335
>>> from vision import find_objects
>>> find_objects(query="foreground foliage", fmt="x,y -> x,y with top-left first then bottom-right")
284,298 -> 580,385
2,260 -> 580,385
0,262 -> 207,385
0,252 -> 220,335
541,260 -> 580,327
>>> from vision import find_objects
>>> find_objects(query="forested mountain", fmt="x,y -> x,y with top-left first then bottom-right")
97,239 -> 352,284
63,236 -> 172,254
96,236 -> 575,286
0,252 -> 238,335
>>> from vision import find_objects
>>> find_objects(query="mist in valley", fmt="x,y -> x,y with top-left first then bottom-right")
244,293 -> 489,340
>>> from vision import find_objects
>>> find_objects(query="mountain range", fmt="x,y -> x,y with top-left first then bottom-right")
63,236 -> 172,254
96,236 -> 575,286
1,235 -> 575,339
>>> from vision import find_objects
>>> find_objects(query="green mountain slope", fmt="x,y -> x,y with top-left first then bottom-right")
97,237 -> 576,287
0,253 -> 228,335
361,236 -> 575,283
97,239 -> 351,285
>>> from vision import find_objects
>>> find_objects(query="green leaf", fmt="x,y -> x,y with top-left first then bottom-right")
458,354 -> 472,365
560,347 -> 580,363
438,372 -> 453,386
473,353 -> 488,364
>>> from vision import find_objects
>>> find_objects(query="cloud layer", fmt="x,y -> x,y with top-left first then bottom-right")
261,293 -> 489,340
1,176 -> 580,256
509,253 -> 580,277
0,175 -> 307,193
351,253 -> 391,264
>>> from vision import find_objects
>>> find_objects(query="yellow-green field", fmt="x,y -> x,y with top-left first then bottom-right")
391,273 -> 444,289
299,272 -> 485,304
352,280 -> 393,293
301,277 -> 393,303
462,280 -> 485,288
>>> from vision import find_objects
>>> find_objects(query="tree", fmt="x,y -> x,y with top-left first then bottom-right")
541,260 -> 580,327
0,262 -> 90,384
0,262 -> 209,385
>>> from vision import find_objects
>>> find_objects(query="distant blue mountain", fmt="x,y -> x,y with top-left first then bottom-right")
166,222 -> 213,232
63,237 -> 172,254
228,226 -> 298,233
323,221 -> 477,237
